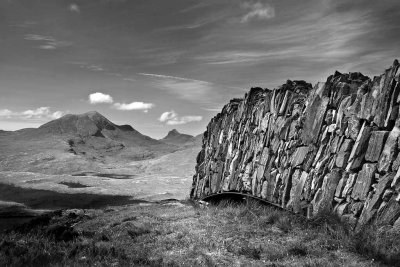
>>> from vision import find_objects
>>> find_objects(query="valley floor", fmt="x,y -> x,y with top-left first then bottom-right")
1,200 -> 398,267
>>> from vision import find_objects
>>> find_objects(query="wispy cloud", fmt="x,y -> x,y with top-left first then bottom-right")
0,109 -> 12,117
138,73 -> 207,83
9,21 -> 38,28
113,102 -> 154,113
88,92 -> 114,104
123,78 -> 136,82
138,73 -> 213,102
159,110 -> 202,125
241,2 -> 275,23
0,107 -> 63,120
24,34 -> 72,50
195,8 -> 371,69
69,4 -> 80,13
202,107 -> 223,112
197,50 -> 288,65
83,64 -> 104,72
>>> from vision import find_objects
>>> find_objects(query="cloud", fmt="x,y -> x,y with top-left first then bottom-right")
197,50 -> 287,65
0,109 -> 13,117
69,4 -> 80,13
39,45 -> 57,50
138,73 -> 207,83
159,110 -> 202,125
138,73 -> 214,103
241,2 -> 275,23
24,34 -> 72,50
76,64 -> 105,72
159,111 -> 177,122
9,21 -> 38,28
113,102 -> 154,112
0,107 -> 63,120
202,107 -> 223,112
88,92 -> 114,104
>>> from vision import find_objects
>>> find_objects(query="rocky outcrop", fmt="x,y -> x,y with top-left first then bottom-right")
191,60 -> 400,230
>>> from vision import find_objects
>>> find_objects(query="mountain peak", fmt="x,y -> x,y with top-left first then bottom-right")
161,129 -> 195,146
169,129 -> 179,135
83,110 -> 102,116
38,111 -> 117,136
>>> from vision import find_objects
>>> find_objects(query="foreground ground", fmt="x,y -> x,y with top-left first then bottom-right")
1,200 -> 399,266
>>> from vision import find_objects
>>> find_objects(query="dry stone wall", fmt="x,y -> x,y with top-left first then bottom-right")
190,60 -> 400,230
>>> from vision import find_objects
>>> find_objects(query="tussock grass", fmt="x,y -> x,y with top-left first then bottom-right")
0,199 -> 397,266
351,225 -> 400,265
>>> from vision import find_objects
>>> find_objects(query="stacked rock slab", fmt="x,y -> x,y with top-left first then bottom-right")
190,60 -> 400,230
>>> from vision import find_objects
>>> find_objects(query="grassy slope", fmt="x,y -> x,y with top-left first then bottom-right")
1,200 -> 398,267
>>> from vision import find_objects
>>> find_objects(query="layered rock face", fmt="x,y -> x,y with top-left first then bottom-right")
190,60 -> 400,230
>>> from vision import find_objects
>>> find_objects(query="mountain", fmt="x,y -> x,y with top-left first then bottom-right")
193,133 -> 203,144
161,129 -> 195,145
0,111 -> 178,174
38,111 -> 162,147
160,129 -> 204,148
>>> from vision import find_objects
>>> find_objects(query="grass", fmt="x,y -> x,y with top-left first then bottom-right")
0,199 -> 399,266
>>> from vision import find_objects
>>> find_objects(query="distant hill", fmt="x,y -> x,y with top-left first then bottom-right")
193,133 -> 203,144
161,129 -> 195,145
160,129 -> 203,147
37,111 -> 163,147
0,111 -> 181,174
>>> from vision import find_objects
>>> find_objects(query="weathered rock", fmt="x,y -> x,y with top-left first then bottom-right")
346,122 -> 372,171
392,167 -> 400,189
392,153 -> 400,171
335,152 -> 350,168
341,173 -> 357,197
365,131 -> 389,162
378,126 -> 400,173
336,203 -> 349,216
191,60 -> 400,230
393,216 -> 400,230
335,173 -> 348,197
312,169 -> 341,216
260,180 -> 268,199
373,63 -> 400,127
377,193 -> 400,226
290,146 -> 309,167
351,163 -> 377,201
301,95 -> 329,145
290,171 -> 308,213
350,202 -> 364,216
356,173 -> 394,229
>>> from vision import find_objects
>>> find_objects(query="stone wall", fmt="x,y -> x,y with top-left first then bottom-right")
190,60 -> 400,230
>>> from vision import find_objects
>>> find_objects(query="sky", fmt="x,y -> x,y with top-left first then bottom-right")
0,0 -> 399,138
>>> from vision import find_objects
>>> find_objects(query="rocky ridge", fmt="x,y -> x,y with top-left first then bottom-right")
191,60 -> 400,230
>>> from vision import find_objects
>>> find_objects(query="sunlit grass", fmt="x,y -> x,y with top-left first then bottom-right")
1,199 -> 398,266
